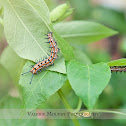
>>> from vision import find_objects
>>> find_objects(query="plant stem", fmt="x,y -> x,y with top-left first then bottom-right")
58,89 -> 80,126
72,98 -> 82,113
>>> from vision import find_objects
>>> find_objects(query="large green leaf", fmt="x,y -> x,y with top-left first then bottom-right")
0,46 -> 26,84
3,0 -> 50,62
107,58 -> 126,66
0,96 -> 47,126
54,21 -> 118,44
19,61 -> 67,109
3,0 -> 74,62
67,60 -> 111,109
25,0 -> 75,61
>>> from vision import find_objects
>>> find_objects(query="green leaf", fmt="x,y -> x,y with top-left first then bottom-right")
3,0 -> 74,62
24,0 -> 75,61
3,0 -> 51,62
0,96 -> 47,126
19,61 -> 67,109
67,60 -> 111,109
107,58 -> 126,66
54,21 -> 118,44
0,46 -> 26,84
25,0 -> 51,25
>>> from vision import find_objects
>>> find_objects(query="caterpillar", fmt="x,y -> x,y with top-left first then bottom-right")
110,66 -> 126,72
21,32 -> 60,84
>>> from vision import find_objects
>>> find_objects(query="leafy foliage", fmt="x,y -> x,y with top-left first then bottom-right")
54,21 -> 118,44
3,0 -> 74,62
3,0 -> 51,62
19,61 -> 67,109
107,58 -> 126,66
67,60 -> 111,109
0,0 -> 123,125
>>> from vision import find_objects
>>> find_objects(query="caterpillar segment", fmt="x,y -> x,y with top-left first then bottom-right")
21,32 -> 60,84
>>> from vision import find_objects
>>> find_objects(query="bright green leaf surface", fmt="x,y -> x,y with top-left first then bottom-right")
25,0 -> 51,25
67,60 -> 111,109
19,61 -> 67,109
3,0 -> 74,62
3,0 -> 51,62
22,0 -> 75,61
107,58 -> 126,66
54,21 -> 118,44
0,46 -> 26,84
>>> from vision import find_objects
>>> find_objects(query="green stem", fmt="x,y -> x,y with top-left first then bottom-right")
72,98 -> 82,113
58,89 -> 80,126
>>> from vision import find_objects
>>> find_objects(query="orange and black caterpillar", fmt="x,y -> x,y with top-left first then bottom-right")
21,32 -> 60,84
110,66 -> 126,72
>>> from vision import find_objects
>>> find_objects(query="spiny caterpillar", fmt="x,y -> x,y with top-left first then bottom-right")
110,66 -> 126,72
21,32 -> 60,84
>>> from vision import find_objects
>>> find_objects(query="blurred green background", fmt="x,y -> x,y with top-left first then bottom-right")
1,0 -> 126,125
